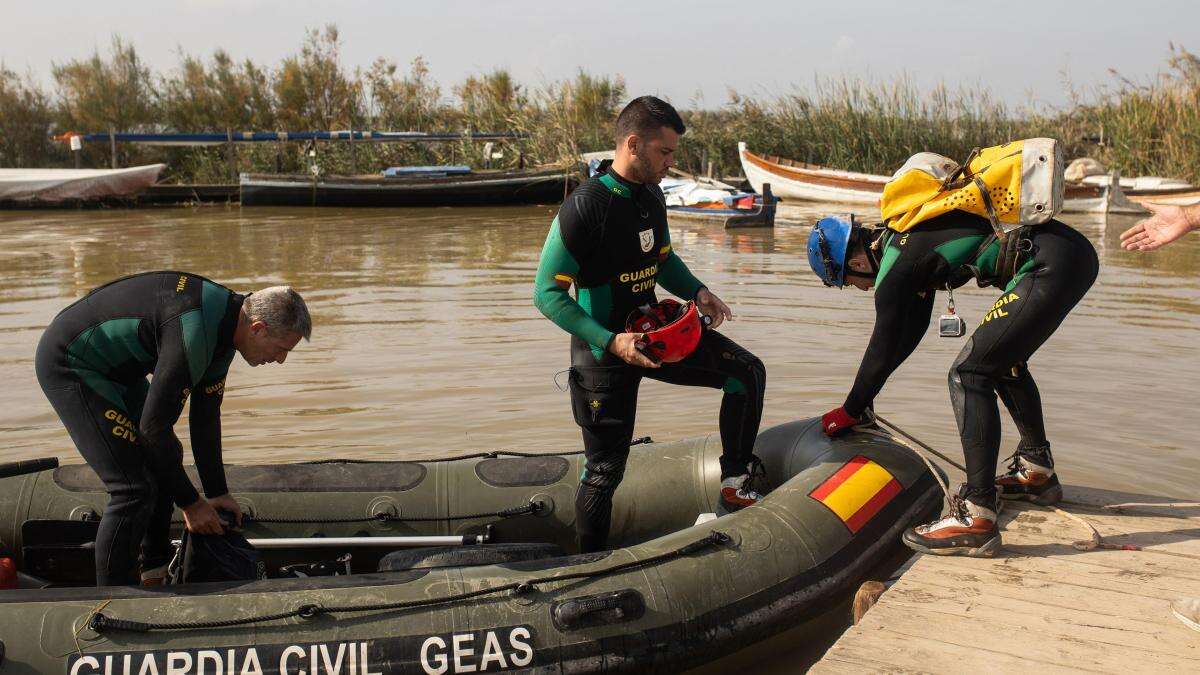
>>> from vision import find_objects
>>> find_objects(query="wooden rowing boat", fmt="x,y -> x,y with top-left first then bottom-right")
737,143 -> 1200,215
240,166 -> 576,207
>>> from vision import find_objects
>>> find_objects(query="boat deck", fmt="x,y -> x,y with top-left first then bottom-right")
812,485 -> 1200,673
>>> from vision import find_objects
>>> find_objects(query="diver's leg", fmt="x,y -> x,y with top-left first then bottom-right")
647,330 -> 767,509
568,361 -> 640,553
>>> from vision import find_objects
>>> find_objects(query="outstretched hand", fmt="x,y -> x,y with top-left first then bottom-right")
1120,203 -> 1200,251
696,288 -> 732,329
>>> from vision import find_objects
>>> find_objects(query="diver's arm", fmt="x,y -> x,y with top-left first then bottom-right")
842,271 -> 933,418
533,207 -> 615,351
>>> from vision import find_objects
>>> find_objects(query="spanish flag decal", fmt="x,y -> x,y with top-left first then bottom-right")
809,455 -> 902,533
553,273 -> 574,290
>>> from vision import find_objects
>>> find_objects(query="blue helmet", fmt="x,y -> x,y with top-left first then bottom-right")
808,214 -> 856,287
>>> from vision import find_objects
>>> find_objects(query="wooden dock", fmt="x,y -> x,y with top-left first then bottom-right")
812,485 -> 1200,673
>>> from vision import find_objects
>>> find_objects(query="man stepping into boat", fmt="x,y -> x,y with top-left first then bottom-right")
534,96 -> 767,553
35,273 -> 311,585
808,161 -> 1097,556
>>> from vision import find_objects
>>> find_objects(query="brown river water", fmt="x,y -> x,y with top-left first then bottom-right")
1,202 -> 1196,671
1,204 -> 1197,498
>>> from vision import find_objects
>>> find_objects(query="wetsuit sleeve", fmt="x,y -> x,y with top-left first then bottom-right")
188,352 -> 234,498
656,228 -> 705,300
533,205 -> 616,350
842,269 -> 935,418
138,319 -> 202,508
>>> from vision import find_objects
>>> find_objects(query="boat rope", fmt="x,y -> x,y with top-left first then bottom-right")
86,530 -> 731,633
852,413 -> 959,506
302,438 -> 652,465
1102,502 -> 1200,510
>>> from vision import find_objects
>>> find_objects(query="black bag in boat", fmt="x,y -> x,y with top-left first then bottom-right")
167,511 -> 266,584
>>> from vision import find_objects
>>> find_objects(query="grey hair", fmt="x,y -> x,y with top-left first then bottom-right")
245,286 -> 312,340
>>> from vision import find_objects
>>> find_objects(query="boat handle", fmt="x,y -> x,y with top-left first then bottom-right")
551,589 -> 646,631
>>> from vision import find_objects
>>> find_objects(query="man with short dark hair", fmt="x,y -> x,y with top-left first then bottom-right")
534,96 -> 767,553
35,272 -> 311,585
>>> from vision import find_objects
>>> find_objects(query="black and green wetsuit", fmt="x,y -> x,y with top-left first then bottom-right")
535,164 -> 766,552
845,212 -> 1098,503
35,271 -> 243,585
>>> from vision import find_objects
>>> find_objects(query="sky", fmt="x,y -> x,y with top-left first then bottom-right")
1,0 -> 1196,112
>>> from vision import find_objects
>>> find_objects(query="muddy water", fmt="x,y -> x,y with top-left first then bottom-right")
1,204 -> 1198,500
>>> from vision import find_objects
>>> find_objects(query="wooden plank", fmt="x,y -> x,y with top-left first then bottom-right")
879,579 -> 1200,658
812,486 -> 1200,674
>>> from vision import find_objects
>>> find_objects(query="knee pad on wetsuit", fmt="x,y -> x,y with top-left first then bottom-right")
581,460 -> 626,494
721,349 -> 766,399
948,338 -> 1000,436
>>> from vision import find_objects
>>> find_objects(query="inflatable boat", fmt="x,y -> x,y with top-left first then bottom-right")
0,418 -> 941,673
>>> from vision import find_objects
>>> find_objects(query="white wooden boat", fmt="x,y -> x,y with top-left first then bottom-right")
738,142 -> 888,204
0,164 -> 165,205
737,143 -> 1199,215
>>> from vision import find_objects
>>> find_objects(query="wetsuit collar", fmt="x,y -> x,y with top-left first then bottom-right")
218,293 -> 246,352
601,162 -> 654,200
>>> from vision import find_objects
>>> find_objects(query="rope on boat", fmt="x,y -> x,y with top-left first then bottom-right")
85,530 -> 731,633
852,412 -> 960,506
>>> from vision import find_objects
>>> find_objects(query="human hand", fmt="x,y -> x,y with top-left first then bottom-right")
1120,203 -> 1200,251
609,332 -> 660,368
206,493 -> 244,528
696,288 -> 732,329
182,497 -> 226,535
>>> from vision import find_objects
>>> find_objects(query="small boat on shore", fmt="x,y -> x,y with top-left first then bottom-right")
0,418 -> 941,673
738,142 -> 1200,215
0,165 -> 166,207
662,173 -> 777,228
239,166 -> 576,207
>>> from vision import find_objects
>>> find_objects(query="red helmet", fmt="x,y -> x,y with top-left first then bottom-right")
625,299 -> 704,363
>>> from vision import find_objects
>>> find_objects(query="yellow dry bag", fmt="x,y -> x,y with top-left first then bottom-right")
880,138 -> 1064,235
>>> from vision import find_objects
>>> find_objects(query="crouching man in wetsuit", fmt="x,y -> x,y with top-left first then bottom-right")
810,212 -> 1097,556
35,273 -> 311,585
534,96 -> 767,553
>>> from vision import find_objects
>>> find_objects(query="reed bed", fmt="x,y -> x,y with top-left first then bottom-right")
1,28 -> 1197,185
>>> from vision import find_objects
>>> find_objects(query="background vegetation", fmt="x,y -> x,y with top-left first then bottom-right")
1,28 -> 1196,185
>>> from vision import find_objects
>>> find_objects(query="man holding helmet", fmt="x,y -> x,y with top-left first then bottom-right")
534,96 -> 767,553
808,207 -> 1096,557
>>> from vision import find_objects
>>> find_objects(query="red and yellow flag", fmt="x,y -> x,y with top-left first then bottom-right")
809,455 -> 902,533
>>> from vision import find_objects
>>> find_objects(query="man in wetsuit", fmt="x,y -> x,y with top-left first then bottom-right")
810,212 -> 1097,556
534,96 -> 767,553
35,273 -> 311,585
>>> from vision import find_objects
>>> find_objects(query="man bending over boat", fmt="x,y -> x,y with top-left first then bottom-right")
534,96 -> 767,553
35,273 -> 311,585
808,143 -> 1098,557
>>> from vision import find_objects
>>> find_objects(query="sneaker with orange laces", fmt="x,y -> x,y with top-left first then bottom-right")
902,493 -> 1001,557
996,444 -> 1062,506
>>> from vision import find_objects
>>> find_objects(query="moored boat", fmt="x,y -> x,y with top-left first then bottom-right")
0,418 -> 941,673
240,166 -> 576,208
0,165 -> 166,207
738,142 -> 1200,214
738,142 -> 887,205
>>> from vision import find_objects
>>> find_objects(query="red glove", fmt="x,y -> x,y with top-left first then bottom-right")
822,407 -> 860,437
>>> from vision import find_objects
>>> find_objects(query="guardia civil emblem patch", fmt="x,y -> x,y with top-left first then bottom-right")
639,229 -> 654,253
